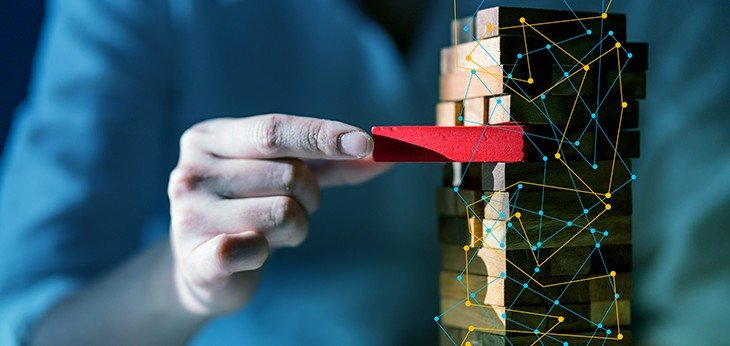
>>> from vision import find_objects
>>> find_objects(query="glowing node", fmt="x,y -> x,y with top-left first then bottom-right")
515,212 -> 522,218
618,334 -> 624,340
558,316 -> 565,322
457,116 -> 464,121
523,282 -> 528,288
464,301 -> 472,307
605,192 -> 612,199
487,23 -> 494,31
463,245 -> 470,252
622,102 -> 628,108
534,267 -> 540,273
527,78 -> 534,84
463,25 -> 469,32
583,65 -> 590,71
610,271 -> 617,277
519,17 -> 526,23
465,342 -> 472,346
553,300 -> 559,305
471,69 -> 476,74
453,187 -> 459,192
465,54 -> 472,61
434,316 -> 440,322
601,13 -> 608,19
554,153 -> 561,159
605,204 -> 612,210
468,325 -> 475,332
615,42 -> 622,48
538,210 -> 544,216
598,323 -> 604,329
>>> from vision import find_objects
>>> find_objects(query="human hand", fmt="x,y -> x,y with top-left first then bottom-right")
167,114 -> 391,315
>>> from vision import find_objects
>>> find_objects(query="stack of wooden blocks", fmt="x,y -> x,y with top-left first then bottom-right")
435,6 -> 646,345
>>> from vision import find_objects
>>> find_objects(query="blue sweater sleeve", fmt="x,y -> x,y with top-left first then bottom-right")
0,0 -> 174,343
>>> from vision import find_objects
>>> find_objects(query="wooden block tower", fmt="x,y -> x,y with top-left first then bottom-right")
434,6 -> 645,345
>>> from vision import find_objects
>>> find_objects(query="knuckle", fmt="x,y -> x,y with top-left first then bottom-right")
279,161 -> 303,193
168,165 -> 204,199
268,196 -> 299,227
303,121 -> 325,154
179,123 -> 207,152
171,205 -> 203,231
255,114 -> 285,155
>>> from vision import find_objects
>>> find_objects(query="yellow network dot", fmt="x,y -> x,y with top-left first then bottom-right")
554,153 -> 561,159
615,42 -> 622,48
487,23 -> 494,32
610,271 -> 617,277
605,192 -> 612,199
527,78 -> 534,84
622,102 -> 628,108
468,325 -> 475,332
558,316 -> 565,322
519,17 -> 526,23
465,301 -> 472,307
583,65 -> 590,71
601,13 -> 608,19
515,212 -> 522,218
466,55 -> 472,61
465,342 -> 472,346
618,334 -> 624,340
605,204 -> 612,210
463,245 -> 470,252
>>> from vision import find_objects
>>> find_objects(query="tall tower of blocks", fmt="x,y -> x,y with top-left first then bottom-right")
435,6 -> 646,345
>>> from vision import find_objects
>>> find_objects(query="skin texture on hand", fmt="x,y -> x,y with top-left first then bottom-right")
167,114 -> 392,316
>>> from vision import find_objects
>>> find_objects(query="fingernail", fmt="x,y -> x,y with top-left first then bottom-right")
339,131 -> 373,157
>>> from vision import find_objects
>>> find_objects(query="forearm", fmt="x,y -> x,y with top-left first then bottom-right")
31,240 -> 209,346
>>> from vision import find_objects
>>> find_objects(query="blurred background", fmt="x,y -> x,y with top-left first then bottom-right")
1,0 -> 729,345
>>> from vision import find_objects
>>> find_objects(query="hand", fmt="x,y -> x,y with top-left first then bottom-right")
167,114 -> 391,316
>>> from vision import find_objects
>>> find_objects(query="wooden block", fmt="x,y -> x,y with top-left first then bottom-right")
479,160 -> 634,192
507,329 -> 632,344
440,297 -> 551,335
485,94 -> 639,129
440,37 -> 552,74
545,273 -> 632,305
549,244 -> 632,276
603,70 -> 646,99
371,125 -> 527,163
463,97 -> 488,126
436,101 -> 463,126
475,7 -> 627,42
440,270 -> 548,307
451,16 -> 475,45
436,187 -> 509,219
439,69 -> 504,101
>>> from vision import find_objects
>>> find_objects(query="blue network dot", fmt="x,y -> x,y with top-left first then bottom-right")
532,245 -> 537,250
627,52 -> 633,58
523,282 -> 529,288
554,300 -> 560,305
538,210 -> 544,215
458,116 -> 464,121
502,313 -> 507,318
534,267 -> 540,273
457,275 -> 463,281
542,156 -> 548,161
434,316 -> 440,322
590,227 -> 597,234
607,329 -> 612,335
598,323 -> 603,329
540,94 -> 546,100
470,293 -> 476,298
481,195 -> 487,200
603,231 -> 609,236
595,243 -> 601,248
499,242 -> 505,248
591,113 -> 597,118
507,73 -> 513,78
583,209 -> 589,214
500,272 -> 506,278
631,174 -> 637,180
518,183 -> 523,189
563,71 -> 569,77
563,343 -> 569,346
615,293 -> 621,299
463,25 -> 469,32
507,222 -> 513,228
575,140 -> 580,146
453,187 -> 459,192
517,53 -> 523,59
496,98 -> 502,104
499,212 -> 505,218
586,29 -> 593,35
471,69 -> 476,74
546,44 -> 552,49
608,30 -> 614,36
537,242 -> 542,248
592,164 -> 598,169
567,221 -> 573,226
534,329 -> 539,334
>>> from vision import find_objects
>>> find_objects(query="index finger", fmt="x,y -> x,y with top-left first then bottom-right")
182,114 -> 373,160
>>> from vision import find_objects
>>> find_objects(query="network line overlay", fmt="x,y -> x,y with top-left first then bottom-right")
435,1 -> 643,345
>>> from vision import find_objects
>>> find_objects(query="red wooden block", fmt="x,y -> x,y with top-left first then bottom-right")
371,125 -> 527,162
